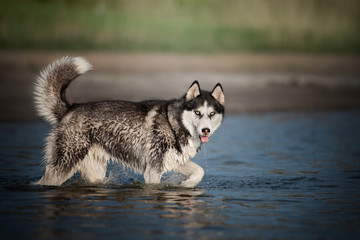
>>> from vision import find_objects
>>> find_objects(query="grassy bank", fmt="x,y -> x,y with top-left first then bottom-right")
1,0 -> 359,53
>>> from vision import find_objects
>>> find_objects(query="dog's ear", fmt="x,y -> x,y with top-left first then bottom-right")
211,83 -> 225,105
186,80 -> 201,101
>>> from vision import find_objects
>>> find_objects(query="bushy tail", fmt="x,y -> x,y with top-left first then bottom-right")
34,56 -> 92,125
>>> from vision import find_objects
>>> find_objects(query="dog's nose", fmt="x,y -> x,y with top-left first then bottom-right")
202,128 -> 211,135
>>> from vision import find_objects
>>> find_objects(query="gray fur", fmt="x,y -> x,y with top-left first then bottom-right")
34,57 -> 225,187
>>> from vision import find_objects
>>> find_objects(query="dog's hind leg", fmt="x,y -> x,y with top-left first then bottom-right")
79,145 -> 109,183
35,130 -> 90,186
35,165 -> 77,186
174,161 -> 204,188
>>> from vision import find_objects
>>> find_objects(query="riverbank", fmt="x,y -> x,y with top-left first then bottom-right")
1,51 -> 360,121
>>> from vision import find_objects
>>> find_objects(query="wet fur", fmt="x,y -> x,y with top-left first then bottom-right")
34,57 -> 225,187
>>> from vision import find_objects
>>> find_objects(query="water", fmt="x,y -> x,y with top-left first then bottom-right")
1,110 -> 360,239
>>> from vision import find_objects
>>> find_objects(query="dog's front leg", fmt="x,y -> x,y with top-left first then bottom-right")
174,161 -> 204,188
143,166 -> 162,184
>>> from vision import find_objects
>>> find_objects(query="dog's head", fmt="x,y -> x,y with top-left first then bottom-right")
182,81 -> 225,143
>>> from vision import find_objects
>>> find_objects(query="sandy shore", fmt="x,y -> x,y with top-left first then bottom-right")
1,50 -> 360,121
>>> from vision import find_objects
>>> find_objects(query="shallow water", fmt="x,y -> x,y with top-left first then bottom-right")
1,110 -> 360,239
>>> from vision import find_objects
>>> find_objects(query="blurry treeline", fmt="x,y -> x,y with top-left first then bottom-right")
1,0 -> 359,53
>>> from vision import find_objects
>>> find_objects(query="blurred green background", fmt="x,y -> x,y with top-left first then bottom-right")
1,0 -> 359,53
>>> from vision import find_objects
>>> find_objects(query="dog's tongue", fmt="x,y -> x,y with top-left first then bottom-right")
201,136 -> 209,143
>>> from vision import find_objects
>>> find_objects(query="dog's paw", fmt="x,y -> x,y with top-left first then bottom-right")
179,179 -> 198,188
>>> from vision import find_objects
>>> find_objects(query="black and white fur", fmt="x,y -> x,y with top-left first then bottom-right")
34,56 -> 225,187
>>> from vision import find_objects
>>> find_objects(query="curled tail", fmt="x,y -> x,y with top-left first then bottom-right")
34,56 -> 92,125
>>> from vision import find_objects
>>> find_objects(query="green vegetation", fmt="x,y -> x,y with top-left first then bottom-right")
1,0 -> 359,53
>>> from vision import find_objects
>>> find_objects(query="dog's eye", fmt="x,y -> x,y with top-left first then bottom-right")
194,111 -> 201,116
209,112 -> 216,117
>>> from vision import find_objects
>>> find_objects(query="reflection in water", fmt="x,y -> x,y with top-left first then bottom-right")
33,184 -> 222,239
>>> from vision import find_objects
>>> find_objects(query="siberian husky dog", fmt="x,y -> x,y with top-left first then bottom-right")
34,56 -> 225,187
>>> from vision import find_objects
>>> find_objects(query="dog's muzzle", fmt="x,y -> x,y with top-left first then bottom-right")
200,128 -> 211,143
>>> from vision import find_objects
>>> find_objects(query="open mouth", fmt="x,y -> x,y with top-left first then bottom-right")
200,135 -> 209,143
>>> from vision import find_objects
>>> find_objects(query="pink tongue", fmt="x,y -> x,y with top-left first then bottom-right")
201,136 -> 209,143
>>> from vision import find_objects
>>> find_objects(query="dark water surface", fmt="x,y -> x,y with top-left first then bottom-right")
1,110 -> 360,239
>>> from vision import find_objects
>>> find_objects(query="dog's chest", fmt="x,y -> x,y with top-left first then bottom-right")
181,137 -> 201,159
162,137 -> 201,171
